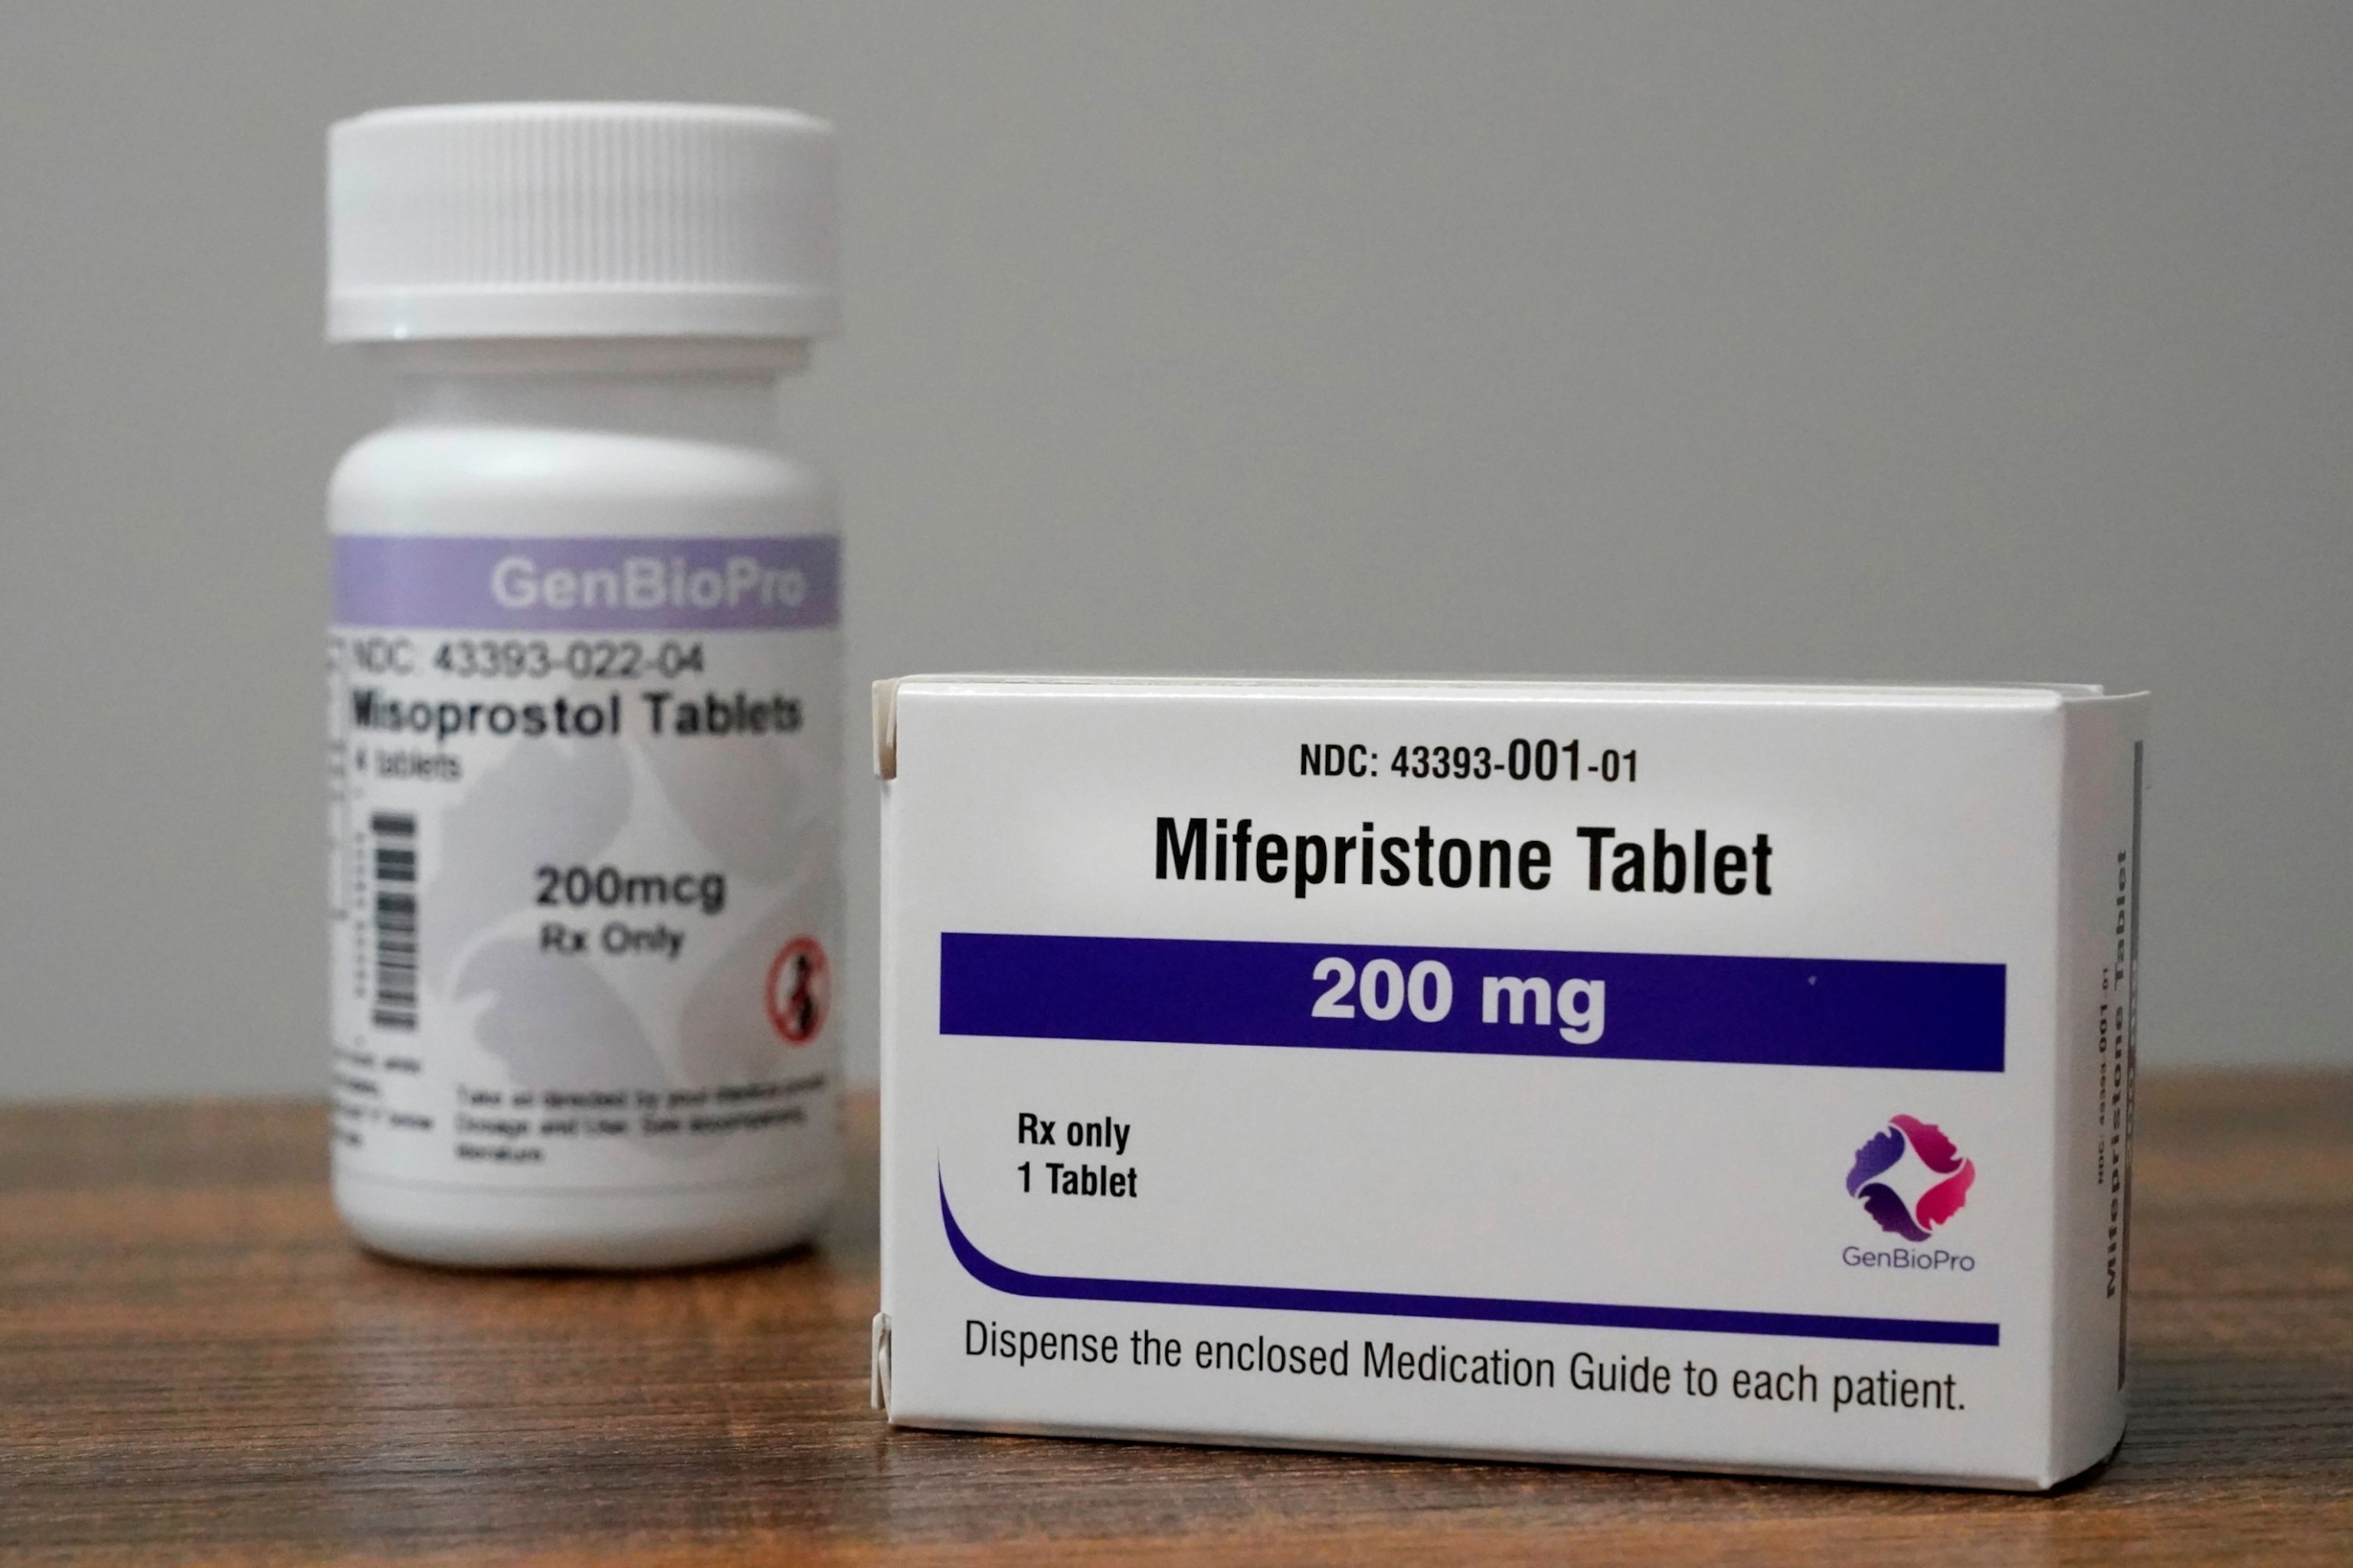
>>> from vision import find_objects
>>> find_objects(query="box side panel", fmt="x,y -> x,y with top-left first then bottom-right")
878,766 -> 905,1337
2050,694 -> 2145,1479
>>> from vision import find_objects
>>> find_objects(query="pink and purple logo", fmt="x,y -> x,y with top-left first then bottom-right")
1847,1116 -> 1975,1242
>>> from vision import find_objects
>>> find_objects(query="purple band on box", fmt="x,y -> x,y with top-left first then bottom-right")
333,535 -> 839,631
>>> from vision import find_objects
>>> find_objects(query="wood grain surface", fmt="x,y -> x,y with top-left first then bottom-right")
2,1075 -> 2348,1566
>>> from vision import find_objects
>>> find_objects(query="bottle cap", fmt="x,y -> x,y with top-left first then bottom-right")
329,102 -> 839,342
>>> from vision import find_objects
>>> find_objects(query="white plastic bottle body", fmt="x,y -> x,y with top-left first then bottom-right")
328,341 -> 842,1268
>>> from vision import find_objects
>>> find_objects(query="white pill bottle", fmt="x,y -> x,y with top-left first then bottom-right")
325,103 -> 843,1267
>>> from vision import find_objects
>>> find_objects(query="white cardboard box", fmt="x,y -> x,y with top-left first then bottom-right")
874,676 -> 2144,1489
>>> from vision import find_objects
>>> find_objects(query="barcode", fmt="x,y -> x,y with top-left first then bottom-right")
371,812 -> 418,1030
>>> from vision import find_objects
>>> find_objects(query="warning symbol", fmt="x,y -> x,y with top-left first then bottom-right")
766,937 -> 830,1046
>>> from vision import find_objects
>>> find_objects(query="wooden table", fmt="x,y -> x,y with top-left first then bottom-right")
4,1075 -> 2347,1565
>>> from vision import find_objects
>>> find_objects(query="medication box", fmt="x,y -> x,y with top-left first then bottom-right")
873,676 -> 2144,1488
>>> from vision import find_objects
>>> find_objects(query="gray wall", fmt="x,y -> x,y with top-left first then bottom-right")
1,4 -> 2346,1098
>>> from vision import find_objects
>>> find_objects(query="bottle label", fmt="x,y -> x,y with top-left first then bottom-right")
327,533 -> 840,1190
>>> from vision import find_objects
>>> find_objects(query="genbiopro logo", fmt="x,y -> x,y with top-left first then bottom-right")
1847,1115 -> 1975,1243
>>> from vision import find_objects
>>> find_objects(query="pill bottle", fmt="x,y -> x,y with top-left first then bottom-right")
324,103 -> 843,1268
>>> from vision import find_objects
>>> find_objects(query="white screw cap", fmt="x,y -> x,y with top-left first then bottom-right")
329,102 -> 839,342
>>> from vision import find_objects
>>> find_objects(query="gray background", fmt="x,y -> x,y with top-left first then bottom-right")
1,4 -> 2345,1098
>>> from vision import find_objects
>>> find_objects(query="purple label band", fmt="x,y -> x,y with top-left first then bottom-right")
941,933 -> 2004,1072
333,535 -> 839,631
941,1177 -> 1999,1347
